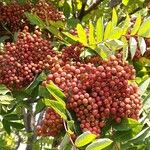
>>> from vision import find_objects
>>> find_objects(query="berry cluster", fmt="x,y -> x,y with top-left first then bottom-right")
61,44 -> 84,62
36,108 -> 63,136
0,0 -> 64,32
0,26 -> 56,89
32,0 -> 64,21
0,2 -> 31,31
43,54 -> 141,136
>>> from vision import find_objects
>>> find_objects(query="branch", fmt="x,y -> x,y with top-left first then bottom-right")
118,7 -> 143,23
78,0 -> 88,20
78,0 -> 103,20
23,105 -> 36,150
15,131 -> 22,150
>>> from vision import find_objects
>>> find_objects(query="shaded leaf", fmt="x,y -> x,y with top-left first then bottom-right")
10,122 -> 24,129
138,37 -> 146,55
63,1 -> 70,18
4,114 -> 22,120
139,78 -> 150,96
112,118 -> 142,131
24,12 -> 45,28
129,37 -> 137,59
129,127 -> 150,144
2,119 -> 11,135
35,99 -> 45,114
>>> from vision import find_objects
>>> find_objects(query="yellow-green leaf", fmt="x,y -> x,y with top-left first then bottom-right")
43,99 -> 67,120
138,19 -> 150,38
121,36 -> 128,61
122,14 -> 130,35
76,24 -> 87,45
104,21 -> 112,40
96,17 -> 104,43
75,131 -> 97,147
89,21 -> 96,49
131,14 -> 142,35
112,8 -> 118,27
62,32 -> 79,41
85,138 -> 113,150
46,81 -> 66,107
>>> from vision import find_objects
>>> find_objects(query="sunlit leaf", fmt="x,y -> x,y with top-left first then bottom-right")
96,17 -> 104,43
75,131 -> 96,147
89,21 -> 96,48
122,14 -> 130,35
0,95 -> 14,105
76,24 -> 87,45
105,40 -> 124,51
122,0 -> 129,5
131,14 -> 142,35
43,99 -> 67,120
62,32 -> 79,41
104,21 -> 112,40
85,138 -> 113,150
46,81 -> 66,107
138,19 -> 150,38
112,8 -> 118,27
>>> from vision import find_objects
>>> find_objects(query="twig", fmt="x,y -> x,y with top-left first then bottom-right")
78,0 -> 103,20
15,131 -> 22,150
23,105 -> 36,150
63,120 -> 77,150
118,7 -> 144,24
78,0 -> 88,20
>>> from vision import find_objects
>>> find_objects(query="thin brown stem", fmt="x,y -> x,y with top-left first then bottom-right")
78,0 -> 103,20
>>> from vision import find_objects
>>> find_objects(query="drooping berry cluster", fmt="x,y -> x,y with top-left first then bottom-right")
0,0 -> 64,32
0,2 -> 32,31
36,108 -> 63,136
43,54 -> 141,136
32,0 -> 64,21
0,26 -> 56,89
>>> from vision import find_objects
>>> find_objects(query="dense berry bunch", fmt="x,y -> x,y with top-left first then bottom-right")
0,26 -> 56,89
0,1 -> 64,32
0,2 -> 32,31
43,54 -> 141,136
61,44 -> 84,62
36,108 -> 63,136
32,0 -> 64,21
